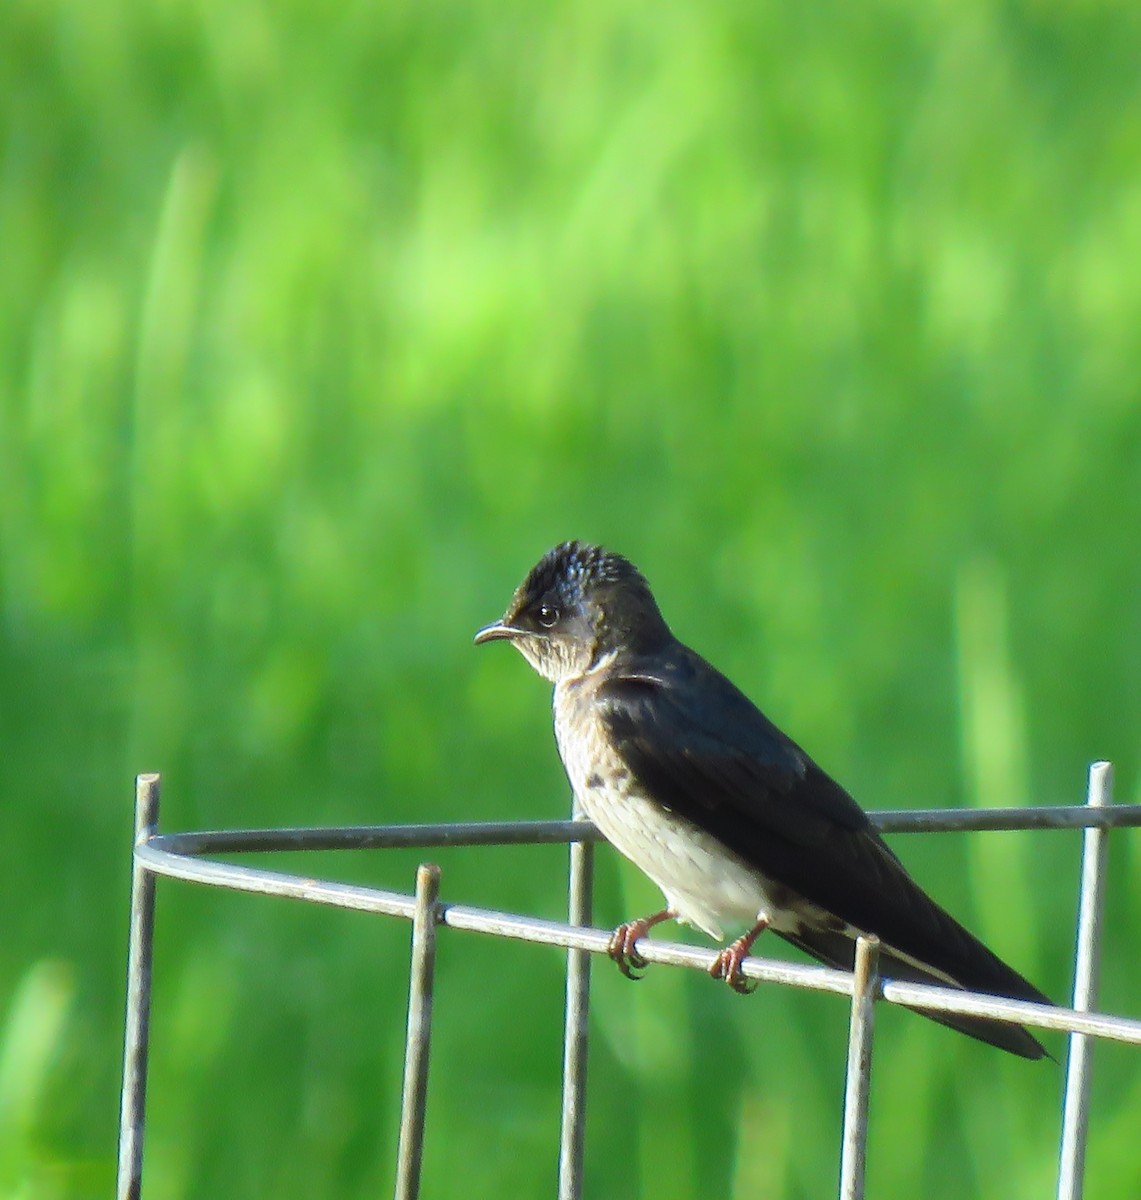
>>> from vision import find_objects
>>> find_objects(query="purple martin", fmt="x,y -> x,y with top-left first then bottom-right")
475,541 -> 1051,1058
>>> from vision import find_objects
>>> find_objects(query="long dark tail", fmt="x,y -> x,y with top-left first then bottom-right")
777,927 -> 1050,1060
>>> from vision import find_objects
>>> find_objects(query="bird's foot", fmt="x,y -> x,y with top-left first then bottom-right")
607,910 -> 675,980
709,917 -> 771,995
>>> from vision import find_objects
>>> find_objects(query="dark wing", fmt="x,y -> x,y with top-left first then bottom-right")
598,645 -> 1050,1008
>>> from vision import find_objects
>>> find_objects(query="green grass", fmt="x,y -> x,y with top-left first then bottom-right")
3,1 -> 1141,1196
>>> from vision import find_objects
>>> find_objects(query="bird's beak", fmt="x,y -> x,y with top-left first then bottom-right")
474,621 -> 521,645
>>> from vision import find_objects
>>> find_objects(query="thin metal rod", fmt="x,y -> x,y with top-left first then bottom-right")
135,842 -> 419,918
143,802 -> 1141,858
1057,762 -> 1113,1200
116,773 -> 161,1200
558,806 -> 594,1200
152,819 -> 606,856
132,838 -> 1141,1045
839,936 -> 880,1200
394,863 -> 442,1200
877,982 -> 1141,1045
870,804 -> 1139,833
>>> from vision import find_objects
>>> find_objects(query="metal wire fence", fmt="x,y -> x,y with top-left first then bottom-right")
117,762 -> 1141,1200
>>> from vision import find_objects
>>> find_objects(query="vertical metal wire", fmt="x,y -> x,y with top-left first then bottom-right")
557,806 -> 595,1200
839,936 -> 881,1200
117,773 -> 161,1200
1057,761 -> 1113,1200
394,864 -> 442,1200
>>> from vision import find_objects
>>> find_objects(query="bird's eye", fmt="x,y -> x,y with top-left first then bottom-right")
537,603 -> 559,628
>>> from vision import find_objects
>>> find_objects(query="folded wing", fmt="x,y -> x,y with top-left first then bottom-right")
598,644 -> 1050,1057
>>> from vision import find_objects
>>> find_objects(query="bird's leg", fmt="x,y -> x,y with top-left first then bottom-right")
709,915 -> 771,994
607,909 -> 677,980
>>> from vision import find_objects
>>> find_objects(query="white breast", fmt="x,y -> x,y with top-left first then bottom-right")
553,682 -> 780,941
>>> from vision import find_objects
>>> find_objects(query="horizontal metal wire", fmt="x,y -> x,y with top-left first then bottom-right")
133,836 -> 1141,1047
149,820 -> 599,856
148,802 -> 1141,859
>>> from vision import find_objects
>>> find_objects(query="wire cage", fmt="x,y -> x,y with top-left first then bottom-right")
117,763 -> 1141,1200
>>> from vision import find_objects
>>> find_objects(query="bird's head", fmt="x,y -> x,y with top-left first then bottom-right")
474,541 -> 670,682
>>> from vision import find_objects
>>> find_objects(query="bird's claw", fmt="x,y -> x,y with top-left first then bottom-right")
608,922 -> 650,979
709,944 -> 759,994
607,910 -> 675,980
709,919 -> 769,994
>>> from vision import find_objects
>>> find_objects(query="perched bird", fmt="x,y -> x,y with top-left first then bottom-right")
475,540 -> 1052,1058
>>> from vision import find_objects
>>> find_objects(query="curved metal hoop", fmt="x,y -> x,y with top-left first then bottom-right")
118,764 -> 1139,1200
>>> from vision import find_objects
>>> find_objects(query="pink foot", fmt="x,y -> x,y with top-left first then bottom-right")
607,909 -> 676,979
709,917 -> 770,994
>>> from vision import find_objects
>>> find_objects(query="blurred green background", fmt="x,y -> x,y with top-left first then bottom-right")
3,0 -> 1141,1197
